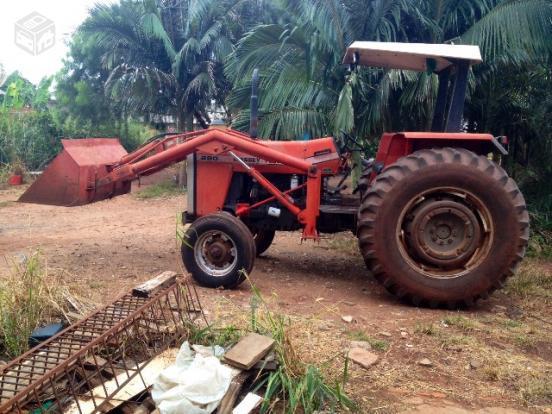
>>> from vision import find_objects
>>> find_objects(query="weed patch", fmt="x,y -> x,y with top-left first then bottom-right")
347,330 -> 389,351
502,319 -> 523,329
258,364 -> 352,413
325,236 -> 358,256
88,280 -> 104,290
439,333 -> 475,350
189,324 -> 242,348
135,180 -> 183,199
415,323 -> 437,335
481,358 -> 551,405
0,252 -> 83,358
187,280 -> 356,413
0,163 -> 12,189
505,261 -> 552,302
249,283 -> 355,413
514,333 -> 537,350
482,365 -> 503,382
442,314 -> 477,331
519,376 -> 552,405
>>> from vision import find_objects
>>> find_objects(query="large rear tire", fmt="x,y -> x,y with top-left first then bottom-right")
357,148 -> 529,307
181,212 -> 256,288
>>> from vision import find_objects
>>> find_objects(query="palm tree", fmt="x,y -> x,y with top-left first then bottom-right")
398,0 -> 552,125
82,0 -> 264,131
412,0 -> 552,64
226,0 -> 552,141
225,0 -> 411,140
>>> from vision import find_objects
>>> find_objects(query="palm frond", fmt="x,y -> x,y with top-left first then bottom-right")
188,0 -> 218,26
140,10 -> 177,59
258,107 -> 330,139
105,64 -> 176,114
347,0 -> 407,41
334,81 -> 354,134
461,0 -> 552,64
173,38 -> 201,78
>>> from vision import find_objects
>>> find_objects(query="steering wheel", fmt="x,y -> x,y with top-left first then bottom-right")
338,130 -> 368,154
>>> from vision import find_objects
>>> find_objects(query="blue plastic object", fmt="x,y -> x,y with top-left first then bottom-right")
29,323 -> 65,348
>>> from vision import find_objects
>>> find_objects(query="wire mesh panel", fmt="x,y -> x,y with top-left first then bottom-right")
0,276 -> 203,413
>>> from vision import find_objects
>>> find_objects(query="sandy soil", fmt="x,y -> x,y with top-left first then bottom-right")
0,175 -> 550,413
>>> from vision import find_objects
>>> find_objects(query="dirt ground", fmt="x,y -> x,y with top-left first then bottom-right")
0,174 -> 550,413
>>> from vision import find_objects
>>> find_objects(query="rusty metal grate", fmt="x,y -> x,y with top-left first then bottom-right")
0,276 -> 203,413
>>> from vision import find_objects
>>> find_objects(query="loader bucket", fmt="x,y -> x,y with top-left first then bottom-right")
19,138 -> 131,207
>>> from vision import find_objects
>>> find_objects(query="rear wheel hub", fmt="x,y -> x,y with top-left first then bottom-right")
406,199 -> 482,269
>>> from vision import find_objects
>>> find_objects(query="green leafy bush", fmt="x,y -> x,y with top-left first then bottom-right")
0,110 -> 61,170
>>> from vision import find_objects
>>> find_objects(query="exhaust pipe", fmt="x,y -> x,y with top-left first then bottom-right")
249,68 -> 259,139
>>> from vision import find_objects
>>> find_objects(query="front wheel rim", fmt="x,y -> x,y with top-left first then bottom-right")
397,188 -> 493,279
194,230 -> 238,277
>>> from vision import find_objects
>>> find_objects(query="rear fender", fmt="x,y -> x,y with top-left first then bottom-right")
373,132 -> 507,173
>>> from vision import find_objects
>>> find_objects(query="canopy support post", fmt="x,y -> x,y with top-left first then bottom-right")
445,60 -> 469,132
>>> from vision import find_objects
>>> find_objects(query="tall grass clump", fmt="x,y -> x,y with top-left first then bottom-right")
0,252 -> 77,358
505,261 -> 552,303
525,181 -> 552,258
135,180 -> 183,200
528,208 -> 552,258
0,162 -> 11,188
248,283 -> 356,413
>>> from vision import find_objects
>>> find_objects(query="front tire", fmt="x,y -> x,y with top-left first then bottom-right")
181,212 -> 256,288
357,148 -> 529,307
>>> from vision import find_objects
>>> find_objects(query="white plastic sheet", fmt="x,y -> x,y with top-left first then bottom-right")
151,341 -> 233,414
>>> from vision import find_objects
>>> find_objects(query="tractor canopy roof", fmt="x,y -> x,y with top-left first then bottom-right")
343,41 -> 482,73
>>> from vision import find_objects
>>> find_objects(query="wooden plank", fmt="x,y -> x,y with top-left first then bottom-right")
132,271 -> 177,298
217,371 -> 251,414
232,393 -> 262,414
223,333 -> 275,370
65,348 -> 178,414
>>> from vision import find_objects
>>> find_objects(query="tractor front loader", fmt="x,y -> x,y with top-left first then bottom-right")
20,42 -> 529,307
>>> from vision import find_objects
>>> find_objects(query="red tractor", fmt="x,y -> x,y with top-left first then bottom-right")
21,42 -> 529,307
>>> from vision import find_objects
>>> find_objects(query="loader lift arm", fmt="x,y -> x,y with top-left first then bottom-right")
22,128 -> 325,240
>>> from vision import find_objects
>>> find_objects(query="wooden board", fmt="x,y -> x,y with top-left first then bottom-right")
232,393 -> 262,414
223,333 -> 275,370
65,348 -> 178,414
132,271 -> 177,298
217,371 -> 250,414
